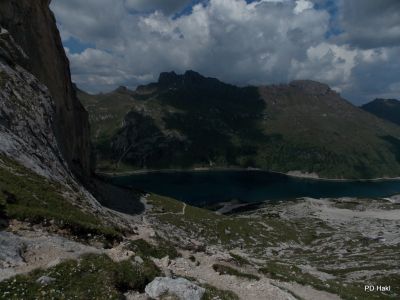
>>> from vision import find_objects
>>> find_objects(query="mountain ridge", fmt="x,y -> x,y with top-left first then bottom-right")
78,70 -> 400,179
362,98 -> 400,126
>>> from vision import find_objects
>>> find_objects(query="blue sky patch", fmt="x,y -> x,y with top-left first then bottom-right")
63,37 -> 95,54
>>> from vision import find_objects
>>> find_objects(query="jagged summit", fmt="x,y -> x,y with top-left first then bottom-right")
113,85 -> 134,94
158,71 -> 179,85
157,70 -> 218,87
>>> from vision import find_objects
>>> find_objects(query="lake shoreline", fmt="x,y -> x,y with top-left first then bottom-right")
96,167 -> 400,183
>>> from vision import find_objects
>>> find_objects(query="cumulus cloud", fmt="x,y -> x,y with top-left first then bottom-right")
51,0 -> 399,104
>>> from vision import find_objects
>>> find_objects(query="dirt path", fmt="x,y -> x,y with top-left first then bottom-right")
152,203 -> 187,216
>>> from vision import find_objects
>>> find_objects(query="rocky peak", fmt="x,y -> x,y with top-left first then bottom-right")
289,80 -> 332,96
182,70 -> 205,83
113,86 -> 135,95
158,71 -> 180,86
158,70 -> 208,87
0,0 -> 92,179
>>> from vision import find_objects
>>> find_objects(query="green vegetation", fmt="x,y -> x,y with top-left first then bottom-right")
202,283 -> 239,300
0,253 -> 160,299
229,252 -> 251,266
212,264 -> 260,281
147,194 -> 316,249
0,155 -> 122,243
126,238 -> 180,259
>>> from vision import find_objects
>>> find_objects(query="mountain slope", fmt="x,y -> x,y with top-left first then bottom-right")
0,4 -> 133,233
79,71 -> 400,179
361,98 -> 400,126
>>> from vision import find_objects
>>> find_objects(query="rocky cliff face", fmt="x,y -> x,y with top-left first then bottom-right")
0,0 -> 92,179
0,26 -> 132,224
0,28 -> 68,179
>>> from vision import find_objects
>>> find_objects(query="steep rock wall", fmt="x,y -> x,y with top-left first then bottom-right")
0,0 -> 92,179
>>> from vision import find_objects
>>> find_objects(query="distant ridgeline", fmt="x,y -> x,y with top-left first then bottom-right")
362,98 -> 400,126
78,71 -> 400,179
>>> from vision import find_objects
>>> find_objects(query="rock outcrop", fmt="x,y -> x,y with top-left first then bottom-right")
145,277 -> 205,300
0,0 -> 92,179
0,26 -> 108,220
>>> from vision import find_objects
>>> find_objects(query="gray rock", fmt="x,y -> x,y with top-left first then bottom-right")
145,277 -> 205,300
0,232 -> 26,269
134,256 -> 144,264
160,256 -> 170,268
36,276 -> 55,285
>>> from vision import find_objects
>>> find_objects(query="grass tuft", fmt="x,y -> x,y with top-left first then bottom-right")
212,264 -> 260,281
126,238 -> 180,259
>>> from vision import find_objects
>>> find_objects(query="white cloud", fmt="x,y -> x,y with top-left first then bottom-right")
294,0 -> 313,14
51,0 -> 400,103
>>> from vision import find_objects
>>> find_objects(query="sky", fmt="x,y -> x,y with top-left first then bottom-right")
51,0 -> 400,104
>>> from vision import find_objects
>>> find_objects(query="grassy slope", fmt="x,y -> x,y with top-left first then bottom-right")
78,76 -> 400,179
0,248 -> 237,300
257,86 -> 400,178
0,156 -> 239,299
0,253 -> 161,299
77,88 -> 136,144
0,155 -> 122,242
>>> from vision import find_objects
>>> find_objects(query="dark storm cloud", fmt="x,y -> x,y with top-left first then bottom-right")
337,0 -> 400,49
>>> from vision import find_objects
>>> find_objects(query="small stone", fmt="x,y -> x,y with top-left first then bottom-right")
36,276 -> 55,285
160,256 -> 170,268
134,256 -> 144,264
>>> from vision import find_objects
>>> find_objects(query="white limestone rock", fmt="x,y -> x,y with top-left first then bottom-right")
145,277 -> 205,300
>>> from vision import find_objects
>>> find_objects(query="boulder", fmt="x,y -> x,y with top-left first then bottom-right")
134,256 -> 144,264
145,277 -> 205,300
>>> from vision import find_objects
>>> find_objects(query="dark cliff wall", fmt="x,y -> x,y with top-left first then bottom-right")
0,0 -> 92,178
